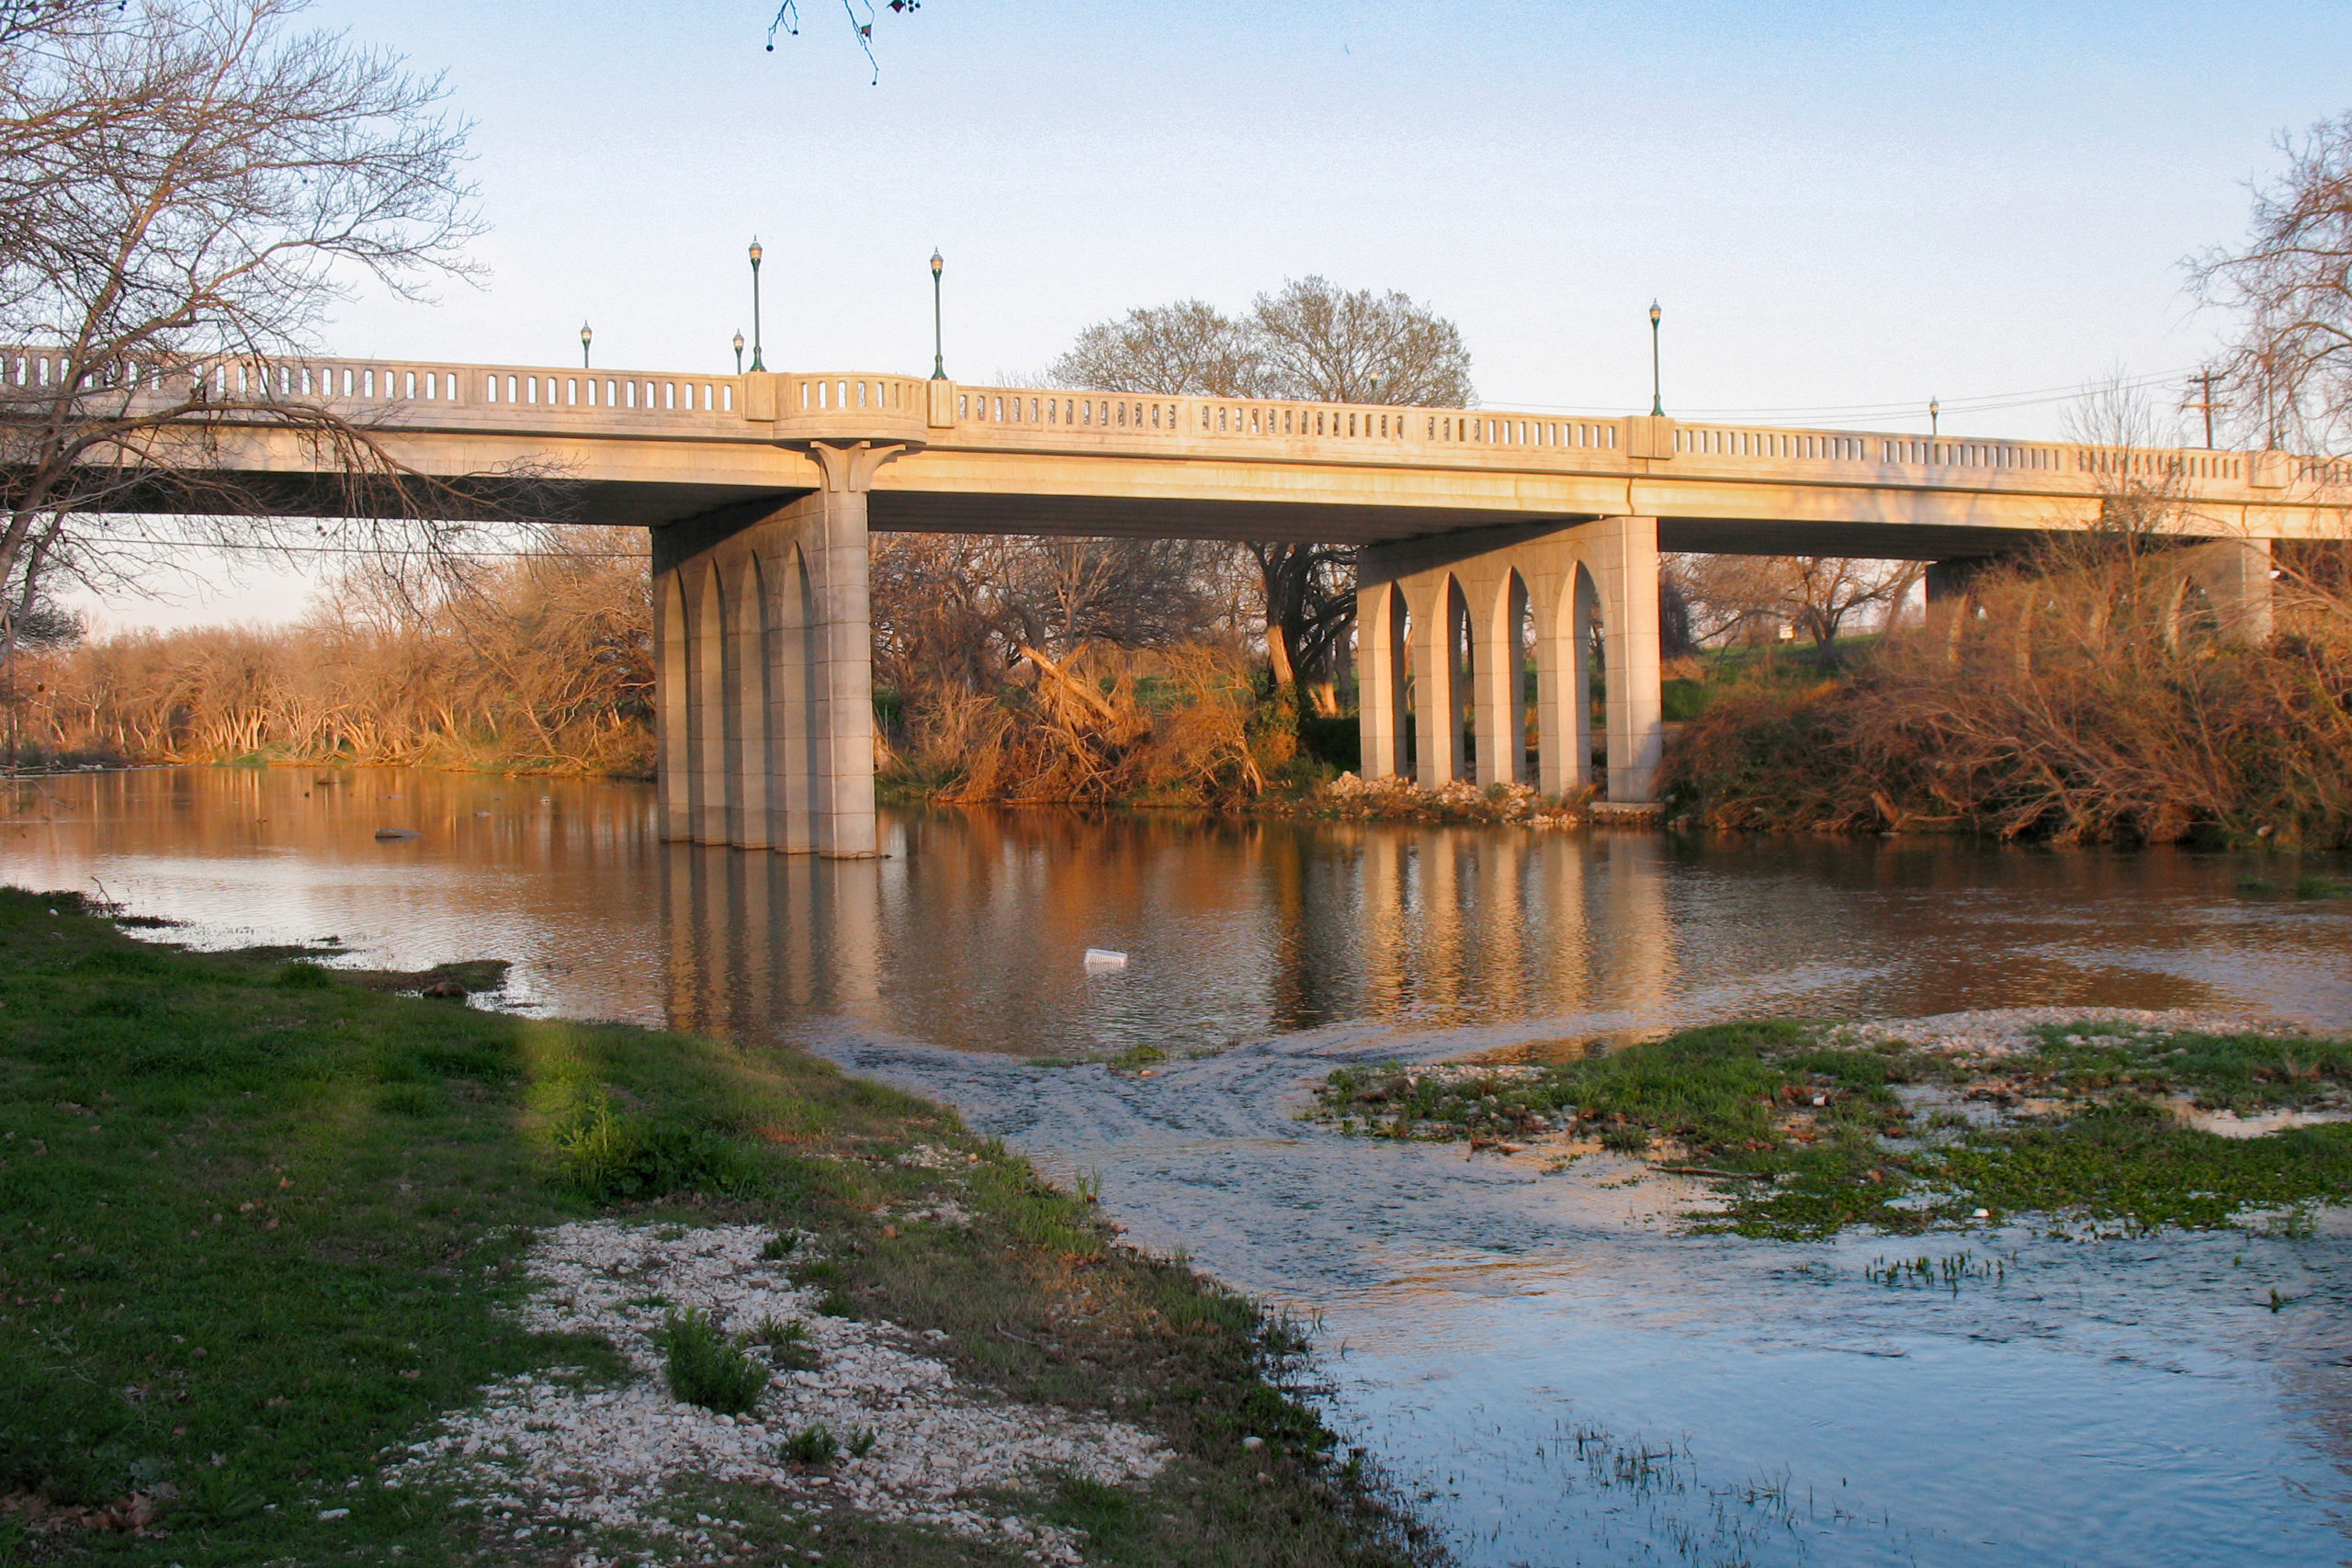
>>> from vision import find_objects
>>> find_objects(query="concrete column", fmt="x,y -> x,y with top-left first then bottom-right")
1412,580 -> 1458,786
769,547 -> 816,854
1472,576 -> 1521,787
653,566 -> 691,840
687,569 -> 727,843
1355,578 -> 1406,780
1924,558 -> 1984,606
2182,536 -> 2274,644
1591,516 -> 1663,803
788,441 -> 897,858
722,557 -> 769,849
1533,581 -> 1569,796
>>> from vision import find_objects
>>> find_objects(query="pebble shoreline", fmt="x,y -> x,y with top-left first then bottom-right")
383,1220 -> 1164,1566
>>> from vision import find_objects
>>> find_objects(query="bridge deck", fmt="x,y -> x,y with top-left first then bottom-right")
6,350 -> 2339,553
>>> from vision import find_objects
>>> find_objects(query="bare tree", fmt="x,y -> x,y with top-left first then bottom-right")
0,0 -> 488,665
1047,277 -> 1476,711
2193,114 -> 2352,450
1672,553 -> 1918,653
869,532 -> 1240,701
1250,276 -> 1476,408
1046,300 -> 1263,398
765,0 -> 918,80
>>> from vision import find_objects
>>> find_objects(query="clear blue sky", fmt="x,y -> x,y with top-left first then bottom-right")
91,0 -> 2352,626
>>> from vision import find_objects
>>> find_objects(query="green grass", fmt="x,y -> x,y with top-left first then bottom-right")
1317,1021 -> 1903,1155
1315,1019 -> 2352,1243
2010,1022 -> 2352,1114
0,887 -> 1433,1567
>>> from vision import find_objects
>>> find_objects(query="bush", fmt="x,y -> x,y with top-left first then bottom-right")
548,1092 -> 772,1203
780,1424 -> 838,1467
748,1314 -> 819,1371
658,1309 -> 768,1416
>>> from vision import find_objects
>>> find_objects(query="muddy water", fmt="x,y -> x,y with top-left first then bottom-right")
6,767 -> 2351,1565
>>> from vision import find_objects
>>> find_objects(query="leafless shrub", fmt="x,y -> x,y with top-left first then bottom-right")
887,642 -> 1293,808
14,528 -> 651,773
1662,538 -> 2352,847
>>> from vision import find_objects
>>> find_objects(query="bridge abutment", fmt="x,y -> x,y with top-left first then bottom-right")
1359,515 -> 1663,803
653,442 -> 898,858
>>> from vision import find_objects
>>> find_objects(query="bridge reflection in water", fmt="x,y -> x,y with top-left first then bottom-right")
657,808 -> 1677,1058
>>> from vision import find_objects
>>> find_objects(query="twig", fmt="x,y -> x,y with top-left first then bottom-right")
1649,1165 -> 1775,1181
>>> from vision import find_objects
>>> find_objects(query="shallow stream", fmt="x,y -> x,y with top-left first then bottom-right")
5,767 -> 2349,1565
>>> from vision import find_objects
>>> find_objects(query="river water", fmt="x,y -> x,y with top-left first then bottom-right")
6,767 -> 2350,1566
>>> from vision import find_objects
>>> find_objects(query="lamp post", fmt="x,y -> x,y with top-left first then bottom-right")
1648,300 -> 1664,417
1929,397 -> 1939,437
748,239 -> 766,372
930,250 -> 945,379
580,322 -> 592,369
732,331 -> 744,375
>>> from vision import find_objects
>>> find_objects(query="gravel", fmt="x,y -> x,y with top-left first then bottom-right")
383,1220 -> 1165,1565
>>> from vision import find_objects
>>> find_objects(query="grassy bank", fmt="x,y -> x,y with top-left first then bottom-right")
0,888 -> 1430,1566
1311,1019 -> 2352,1240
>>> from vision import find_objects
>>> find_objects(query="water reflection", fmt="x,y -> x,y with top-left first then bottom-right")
6,770 -> 2352,1566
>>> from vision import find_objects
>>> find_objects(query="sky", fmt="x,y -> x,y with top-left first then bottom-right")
74,0 -> 2352,630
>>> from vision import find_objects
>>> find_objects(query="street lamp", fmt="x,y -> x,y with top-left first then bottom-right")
748,239 -> 766,372
732,331 -> 745,375
1929,397 -> 1939,437
930,250 -> 946,379
1648,300 -> 1664,417
580,322 -> 593,369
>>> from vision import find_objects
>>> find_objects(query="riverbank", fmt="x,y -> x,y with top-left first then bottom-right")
0,888 -> 1431,1567
1309,1010 -> 2352,1241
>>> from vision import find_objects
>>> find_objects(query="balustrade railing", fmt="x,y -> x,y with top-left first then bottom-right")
1,346 -> 2315,495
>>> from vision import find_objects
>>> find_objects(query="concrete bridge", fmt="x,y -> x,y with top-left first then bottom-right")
9,349 -> 2341,854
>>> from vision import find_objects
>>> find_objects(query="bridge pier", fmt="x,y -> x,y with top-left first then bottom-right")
652,442 -> 899,857
2178,536 -> 2274,643
1358,515 -> 1663,802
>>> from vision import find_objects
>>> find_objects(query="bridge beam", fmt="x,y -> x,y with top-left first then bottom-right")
1359,515 -> 1663,803
652,442 -> 897,857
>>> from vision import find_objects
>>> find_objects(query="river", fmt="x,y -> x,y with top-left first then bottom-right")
5,766 -> 2348,1566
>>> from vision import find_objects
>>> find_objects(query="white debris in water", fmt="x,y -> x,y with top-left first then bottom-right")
382,1221 -> 1165,1564
1836,1007 -> 2314,1060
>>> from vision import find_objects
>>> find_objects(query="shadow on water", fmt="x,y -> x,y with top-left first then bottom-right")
6,769 -> 2352,1564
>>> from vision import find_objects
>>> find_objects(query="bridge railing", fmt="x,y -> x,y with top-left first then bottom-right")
939,379 -> 2298,495
2,346 -> 2313,497
2,346 -> 753,428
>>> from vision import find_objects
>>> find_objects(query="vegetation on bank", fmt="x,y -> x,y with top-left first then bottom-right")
1310,1019 -> 2352,1240
5,531 -> 656,779
1659,536 -> 2352,849
0,888 -> 1431,1566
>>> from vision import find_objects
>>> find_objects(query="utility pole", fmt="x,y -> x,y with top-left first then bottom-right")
2185,369 -> 2222,450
